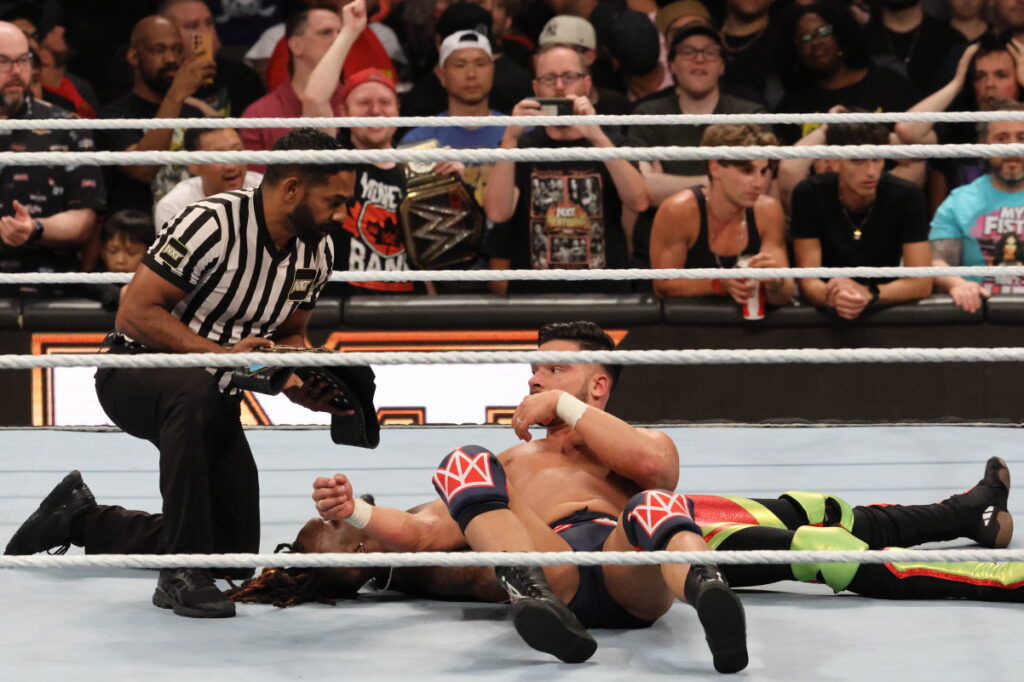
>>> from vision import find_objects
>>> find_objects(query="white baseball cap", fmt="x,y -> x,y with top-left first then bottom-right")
538,15 -> 597,51
439,30 -> 493,67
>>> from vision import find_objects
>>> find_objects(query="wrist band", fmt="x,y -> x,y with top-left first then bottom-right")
556,392 -> 588,429
710,278 -> 723,296
345,497 -> 373,529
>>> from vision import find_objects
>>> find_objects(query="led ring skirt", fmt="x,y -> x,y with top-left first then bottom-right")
0,113 -> 1021,681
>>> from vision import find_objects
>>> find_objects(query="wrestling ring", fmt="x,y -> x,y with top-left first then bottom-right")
0,111 -> 1022,681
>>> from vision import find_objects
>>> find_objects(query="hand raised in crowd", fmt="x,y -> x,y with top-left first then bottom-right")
952,42 -> 981,92
0,200 -> 36,247
825,277 -> 871,320
341,0 -> 368,37
1007,39 -> 1024,90
948,279 -> 989,313
567,93 -> 605,145
168,50 -> 217,101
504,97 -> 544,143
282,373 -> 354,415
311,473 -> 357,521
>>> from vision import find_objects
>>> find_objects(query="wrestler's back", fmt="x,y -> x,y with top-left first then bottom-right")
501,438 -> 638,524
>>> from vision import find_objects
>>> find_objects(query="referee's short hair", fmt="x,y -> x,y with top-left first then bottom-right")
262,128 -> 356,187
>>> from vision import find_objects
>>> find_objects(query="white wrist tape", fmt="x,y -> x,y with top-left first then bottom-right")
345,497 -> 373,529
556,392 -> 588,429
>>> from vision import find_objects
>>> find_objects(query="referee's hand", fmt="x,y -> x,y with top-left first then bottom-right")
229,336 -> 275,353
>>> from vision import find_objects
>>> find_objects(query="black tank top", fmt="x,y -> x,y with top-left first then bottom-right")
685,186 -> 762,269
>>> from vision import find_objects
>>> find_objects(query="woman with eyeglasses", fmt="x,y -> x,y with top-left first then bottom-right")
772,0 -> 920,144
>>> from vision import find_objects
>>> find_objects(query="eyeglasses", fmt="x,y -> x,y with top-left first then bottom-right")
535,71 -> 586,86
0,52 -> 33,73
675,45 -> 722,61
797,24 -> 834,45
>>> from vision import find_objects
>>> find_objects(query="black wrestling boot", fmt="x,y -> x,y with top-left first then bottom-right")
963,456 -> 1013,548
684,563 -> 748,674
495,565 -> 597,664
4,470 -> 96,555
153,568 -> 236,618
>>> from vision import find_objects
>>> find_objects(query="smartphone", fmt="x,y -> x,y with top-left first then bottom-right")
191,32 -> 214,62
533,98 -> 574,116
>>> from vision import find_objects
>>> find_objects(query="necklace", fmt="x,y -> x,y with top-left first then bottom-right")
840,202 -> 874,241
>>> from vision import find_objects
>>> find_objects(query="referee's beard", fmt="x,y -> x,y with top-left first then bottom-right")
287,201 -> 336,246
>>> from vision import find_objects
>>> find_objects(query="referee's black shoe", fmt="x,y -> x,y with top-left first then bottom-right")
153,568 -> 236,618
495,565 -> 597,663
4,470 -> 95,555
684,563 -> 748,674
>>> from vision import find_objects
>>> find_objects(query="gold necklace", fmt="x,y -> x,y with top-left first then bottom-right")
840,202 -> 874,241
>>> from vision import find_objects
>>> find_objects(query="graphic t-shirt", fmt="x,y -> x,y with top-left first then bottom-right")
333,163 -> 414,294
929,174 -> 1024,291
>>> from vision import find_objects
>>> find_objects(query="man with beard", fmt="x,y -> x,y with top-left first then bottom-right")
864,0 -> 963,96
97,15 -> 214,214
82,128 -> 355,619
930,103 -> 1024,311
0,22 -> 105,278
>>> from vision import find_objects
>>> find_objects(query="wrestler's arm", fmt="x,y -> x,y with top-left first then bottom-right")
512,390 -> 679,490
312,474 -> 466,552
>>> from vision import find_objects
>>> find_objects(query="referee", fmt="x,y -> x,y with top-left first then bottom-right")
92,128 -> 355,618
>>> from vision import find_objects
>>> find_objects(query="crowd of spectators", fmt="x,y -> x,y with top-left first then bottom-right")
1,0 -> 1024,321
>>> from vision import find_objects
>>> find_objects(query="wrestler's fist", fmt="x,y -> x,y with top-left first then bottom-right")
510,390 -> 562,441
312,473 -> 356,521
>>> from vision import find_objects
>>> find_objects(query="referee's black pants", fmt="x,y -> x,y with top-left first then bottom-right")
87,366 -> 260,556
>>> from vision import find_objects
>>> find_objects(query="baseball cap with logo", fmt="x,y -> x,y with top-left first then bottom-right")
439,30 -> 494,66
341,68 -> 397,101
538,15 -> 597,51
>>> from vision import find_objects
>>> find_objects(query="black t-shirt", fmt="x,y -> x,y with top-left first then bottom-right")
721,22 -> 779,102
482,127 -> 631,294
400,56 -> 533,117
97,93 -> 205,214
865,15 -> 964,97
774,66 -> 921,144
790,172 -> 929,284
193,56 -> 266,117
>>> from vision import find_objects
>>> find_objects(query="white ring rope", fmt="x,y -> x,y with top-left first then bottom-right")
0,548 -> 1020,570
1,265 -> 1022,285
2,110 -> 1024,131
1,143 -> 1021,166
5,348 -> 1024,370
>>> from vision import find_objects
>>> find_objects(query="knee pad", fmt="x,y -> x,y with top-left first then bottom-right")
780,491 -> 855,532
432,445 -> 508,531
623,489 -> 701,552
789,526 -> 868,593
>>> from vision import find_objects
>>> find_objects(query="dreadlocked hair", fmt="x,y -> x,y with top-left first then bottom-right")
227,542 -> 342,608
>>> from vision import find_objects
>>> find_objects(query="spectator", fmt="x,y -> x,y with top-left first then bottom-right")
241,6 -> 347,153
649,124 -> 793,308
463,0 -> 531,70
720,0 -> 779,103
83,210 -> 156,312
536,15 -> 632,125
578,0 -> 663,100
154,127 -> 264,229
895,38 -> 1018,209
17,31 -> 76,114
773,1 -> 920,144
401,2 -> 532,116
206,0 -> 284,61
0,22 -> 105,278
864,0 -> 964,96
948,0 -> 989,40
992,0 -> 1024,37
97,15 -> 213,215
929,101 -> 1024,312
159,0 -> 265,117
792,120 -> 933,320
482,44 -> 650,295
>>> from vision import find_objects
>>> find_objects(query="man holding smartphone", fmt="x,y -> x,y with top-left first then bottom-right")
482,44 -> 650,295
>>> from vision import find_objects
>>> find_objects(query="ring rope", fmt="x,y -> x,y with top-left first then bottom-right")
1,265 -> 1020,285
0,143 -> 1020,166
0,548 -> 1020,570
1,110 -> 1023,131
5,348 -> 1024,370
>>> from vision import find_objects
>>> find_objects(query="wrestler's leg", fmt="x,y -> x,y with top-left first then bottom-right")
848,554 -> 1024,602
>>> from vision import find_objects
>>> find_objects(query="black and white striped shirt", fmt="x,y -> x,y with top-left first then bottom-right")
140,187 -> 334,389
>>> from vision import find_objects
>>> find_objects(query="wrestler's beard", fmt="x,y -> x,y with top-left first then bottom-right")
288,201 -> 336,246
141,66 -> 177,96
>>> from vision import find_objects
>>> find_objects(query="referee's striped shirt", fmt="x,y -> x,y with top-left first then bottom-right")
138,187 -> 334,390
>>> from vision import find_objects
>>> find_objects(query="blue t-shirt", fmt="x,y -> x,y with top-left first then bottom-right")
930,174 -> 1024,290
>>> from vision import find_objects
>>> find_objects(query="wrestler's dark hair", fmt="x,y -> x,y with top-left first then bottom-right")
824,109 -> 889,147
537,321 -> 621,385
226,542 -> 347,608
260,128 -> 356,187
102,209 -> 155,246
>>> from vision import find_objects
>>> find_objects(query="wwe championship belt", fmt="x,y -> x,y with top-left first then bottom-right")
399,139 -> 485,270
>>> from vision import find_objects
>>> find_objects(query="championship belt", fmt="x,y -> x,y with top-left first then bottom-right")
229,347 -> 380,449
398,139 -> 485,270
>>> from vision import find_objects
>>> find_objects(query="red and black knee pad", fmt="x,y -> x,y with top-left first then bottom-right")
432,445 -> 509,531
623,489 -> 701,552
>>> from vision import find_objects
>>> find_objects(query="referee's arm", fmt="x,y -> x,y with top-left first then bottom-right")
270,307 -> 312,348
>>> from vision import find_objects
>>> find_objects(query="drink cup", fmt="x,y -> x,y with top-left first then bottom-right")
736,255 -> 765,321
